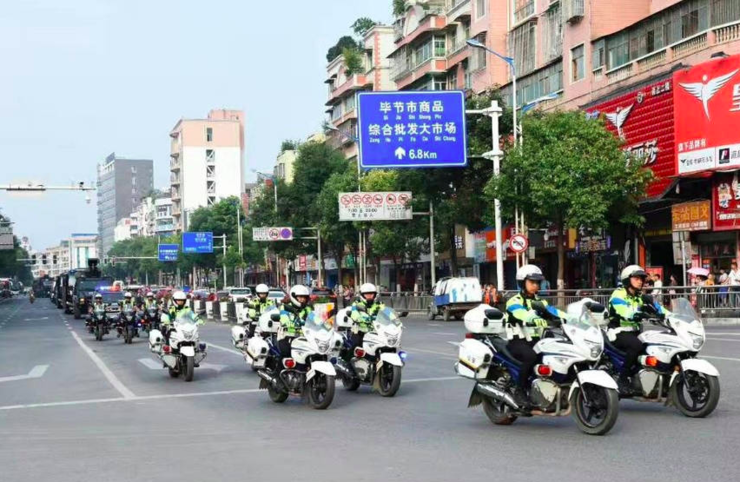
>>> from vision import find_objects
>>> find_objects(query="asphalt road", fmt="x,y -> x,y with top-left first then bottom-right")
0,298 -> 738,482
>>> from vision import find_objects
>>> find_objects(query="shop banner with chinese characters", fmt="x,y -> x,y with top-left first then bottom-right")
586,77 -> 675,198
671,200 -> 711,232
674,55 -> 740,175
713,171 -> 740,230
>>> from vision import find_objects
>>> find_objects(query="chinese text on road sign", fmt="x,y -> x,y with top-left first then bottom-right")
357,91 -> 467,169
182,232 -> 214,254
252,227 -> 294,242
338,192 -> 413,221
158,244 -> 179,262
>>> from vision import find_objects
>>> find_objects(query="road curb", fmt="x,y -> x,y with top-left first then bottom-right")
704,317 -> 740,326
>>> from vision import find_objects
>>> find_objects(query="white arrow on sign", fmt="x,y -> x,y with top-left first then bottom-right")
138,358 -> 227,373
395,147 -> 406,160
0,365 -> 49,383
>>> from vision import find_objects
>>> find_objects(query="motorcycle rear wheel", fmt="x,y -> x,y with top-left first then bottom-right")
342,375 -> 361,391
267,383 -> 288,403
481,397 -> 518,425
168,367 -> 179,378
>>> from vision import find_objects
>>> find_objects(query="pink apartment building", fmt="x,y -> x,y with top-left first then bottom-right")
170,109 -> 245,231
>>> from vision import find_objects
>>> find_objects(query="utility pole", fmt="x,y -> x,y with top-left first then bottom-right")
213,234 -> 227,288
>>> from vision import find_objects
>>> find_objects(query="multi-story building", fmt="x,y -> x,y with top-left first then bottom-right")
155,198 -> 175,238
34,234 -> 98,278
68,233 -> 99,270
326,24 -> 396,159
97,152 -> 154,255
275,148 -> 297,184
170,109 -> 245,231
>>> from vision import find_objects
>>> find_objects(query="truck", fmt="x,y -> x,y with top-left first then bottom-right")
70,259 -> 113,319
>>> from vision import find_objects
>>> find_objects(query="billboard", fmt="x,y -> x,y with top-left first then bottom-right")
0,226 -> 13,251
713,171 -> 740,231
338,191 -> 413,221
182,232 -> 214,254
674,55 -> 740,175
671,201 -> 711,232
586,77 -> 676,199
357,91 -> 467,168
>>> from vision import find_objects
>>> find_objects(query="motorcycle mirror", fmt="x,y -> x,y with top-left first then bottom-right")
270,313 -> 281,322
344,315 -> 350,323
641,294 -> 655,305
585,302 -> 606,313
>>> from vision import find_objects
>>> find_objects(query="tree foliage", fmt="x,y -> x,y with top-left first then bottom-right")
326,36 -> 358,63
393,0 -> 406,17
351,17 -> 377,37
342,47 -> 364,75
0,215 -> 32,284
487,110 -> 653,286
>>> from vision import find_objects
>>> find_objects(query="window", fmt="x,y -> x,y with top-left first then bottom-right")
415,41 -> 432,66
434,36 -> 446,57
509,22 -> 536,76
476,0 -> 486,18
606,31 -> 629,69
592,39 -> 605,70
433,78 -> 447,91
206,149 -> 215,163
448,69 -> 458,89
449,29 -> 458,53
471,34 -> 487,71
513,0 -> 535,24
206,127 -> 213,142
571,44 -> 585,82
542,4 -> 563,62
681,7 -> 700,37
345,94 -> 355,112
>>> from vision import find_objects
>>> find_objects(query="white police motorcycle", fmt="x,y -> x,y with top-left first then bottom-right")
456,300 -> 619,435
148,311 -> 207,382
599,296 -> 720,417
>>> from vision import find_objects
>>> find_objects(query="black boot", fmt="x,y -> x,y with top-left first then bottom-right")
513,387 -> 532,411
618,377 -> 634,397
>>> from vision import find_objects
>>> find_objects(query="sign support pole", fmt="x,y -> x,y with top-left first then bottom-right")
430,201 -> 436,288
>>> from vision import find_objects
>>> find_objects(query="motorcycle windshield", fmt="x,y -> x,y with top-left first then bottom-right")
670,298 -> 701,324
375,307 -> 402,328
303,311 -> 333,333
174,310 -> 199,325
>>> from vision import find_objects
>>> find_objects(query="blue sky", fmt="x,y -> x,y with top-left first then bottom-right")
0,0 -> 392,250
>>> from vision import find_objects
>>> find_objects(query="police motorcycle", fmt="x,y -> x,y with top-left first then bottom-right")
256,306 -> 338,409
148,310 -> 207,382
332,306 -> 406,397
142,304 -> 161,334
117,305 -> 141,344
599,296 -> 720,417
456,300 -> 620,436
87,304 -> 111,342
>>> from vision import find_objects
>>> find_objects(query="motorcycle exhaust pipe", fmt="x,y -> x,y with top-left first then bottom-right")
257,370 -> 277,386
476,383 -> 520,410
333,360 -> 353,377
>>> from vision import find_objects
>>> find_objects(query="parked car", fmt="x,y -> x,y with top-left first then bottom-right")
226,287 -> 252,303
268,288 -> 287,304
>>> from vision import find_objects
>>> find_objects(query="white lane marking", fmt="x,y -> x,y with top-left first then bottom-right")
200,363 -> 227,372
139,358 -> 164,370
69,329 -> 136,399
0,365 -> 49,383
23,317 -> 49,321
0,376 -> 463,411
446,341 -> 461,347
432,332 -> 457,336
428,324 -> 440,327
405,346 -> 457,359
703,355 -> 740,362
704,332 -> 740,336
206,341 -> 243,356
706,337 -> 740,342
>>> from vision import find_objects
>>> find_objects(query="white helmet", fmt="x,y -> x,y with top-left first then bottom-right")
360,283 -> 377,295
289,285 -> 310,309
256,284 -> 269,295
516,264 -> 545,283
124,292 -> 133,299
146,291 -> 154,298
173,290 -> 187,307
621,265 -> 647,290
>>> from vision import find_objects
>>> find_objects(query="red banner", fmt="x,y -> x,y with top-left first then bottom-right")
674,55 -> 740,176
586,78 -> 675,199
298,255 -> 307,272
713,172 -> 740,231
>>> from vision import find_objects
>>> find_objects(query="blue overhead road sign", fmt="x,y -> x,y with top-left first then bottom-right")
357,90 -> 468,169
182,232 -> 214,254
158,244 -> 179,262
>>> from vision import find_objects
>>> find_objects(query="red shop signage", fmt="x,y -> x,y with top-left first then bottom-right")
674,55 -> 740,176
713,171 -> 740,231
586,78 -> 675,199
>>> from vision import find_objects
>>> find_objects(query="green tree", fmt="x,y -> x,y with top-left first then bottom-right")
393,0 -> 406,17
487,110 -> 653,290
351,17 -> 377,37
326,35 -> 358,63
280,139 -> 300,152
342,47 -> 364,75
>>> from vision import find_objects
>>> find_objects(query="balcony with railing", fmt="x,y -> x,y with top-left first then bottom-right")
446,0 -> 471,22
562,0 -> 585,24
327,73 -> 369,104
170,157 -> 180,171
595,21 -> 740,87
513,0 -> 535,26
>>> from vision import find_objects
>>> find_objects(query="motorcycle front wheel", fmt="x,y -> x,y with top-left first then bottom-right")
307,374 -> 335,410
95,325 -> 102,341
168,367 -> 179,378
671,371 -> 720,418
124,326 -> 132,344
571,385 -> 619,436
183,356 -> 195,382
377,364 -> 402,397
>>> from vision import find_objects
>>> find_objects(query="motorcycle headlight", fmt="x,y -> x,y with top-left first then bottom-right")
316,339 -> 330,354
689,332 -> 704,351
584,340 -> 602,359
181,326 -> 196,341
386,334 -> 400,347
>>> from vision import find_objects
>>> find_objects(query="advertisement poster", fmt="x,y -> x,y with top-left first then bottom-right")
713,171 -> 740,231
